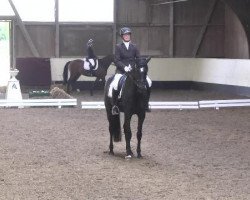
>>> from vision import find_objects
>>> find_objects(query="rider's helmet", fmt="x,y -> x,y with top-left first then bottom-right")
119,27 -> 132,36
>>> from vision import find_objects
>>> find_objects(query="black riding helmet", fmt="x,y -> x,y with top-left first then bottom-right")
120,27 -> 132,36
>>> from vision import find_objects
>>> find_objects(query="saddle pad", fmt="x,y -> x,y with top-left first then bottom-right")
82,58 -> 98,70
107,74 -> 126,98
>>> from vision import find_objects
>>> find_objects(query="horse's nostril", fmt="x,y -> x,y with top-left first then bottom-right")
138,82 -> 147,91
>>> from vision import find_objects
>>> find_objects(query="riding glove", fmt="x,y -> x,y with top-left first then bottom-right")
87,39 -> 93,47
124,65 -> 132,72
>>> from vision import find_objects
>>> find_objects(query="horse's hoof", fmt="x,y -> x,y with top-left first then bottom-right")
125,155 -> 132,159
137,154 -> 143,159
109,151 -> 114,156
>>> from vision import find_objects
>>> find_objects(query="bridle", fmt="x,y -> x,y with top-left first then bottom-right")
126,64 -> 148,91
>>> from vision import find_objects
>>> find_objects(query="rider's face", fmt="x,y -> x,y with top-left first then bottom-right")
122,34 -> 131,42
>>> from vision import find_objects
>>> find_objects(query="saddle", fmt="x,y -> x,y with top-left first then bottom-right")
82,58 -> 98,71
117,75 -> 127,99
108,74 -> 127,99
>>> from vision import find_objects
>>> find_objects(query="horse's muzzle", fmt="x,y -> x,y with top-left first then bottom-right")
137,81 -> 147,92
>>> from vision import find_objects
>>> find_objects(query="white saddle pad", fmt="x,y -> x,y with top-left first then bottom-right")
108,74 -> 123,98
82,58 -> 98,70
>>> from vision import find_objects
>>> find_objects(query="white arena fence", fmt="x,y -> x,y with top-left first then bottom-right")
81,101 -> 105,110
0,99 -> 77,108
81,101 -> 199,110
81,99 -> 250,110
198,99 -> 250,110
149,101 -> 199,110
0,99 -> 249,110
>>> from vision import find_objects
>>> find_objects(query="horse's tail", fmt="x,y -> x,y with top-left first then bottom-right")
105,76 -> 121,142
63,61 -> 71,85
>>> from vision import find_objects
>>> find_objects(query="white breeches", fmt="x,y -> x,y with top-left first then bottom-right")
108,74 -> 152,98
82,58 -> 98,70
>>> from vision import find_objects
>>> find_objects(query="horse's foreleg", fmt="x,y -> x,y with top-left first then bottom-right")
137,112 -> 145,158
107,108 -> 115,155
109,124 -> 114,155
101,78 -> 106,87
124,114 -> 133,157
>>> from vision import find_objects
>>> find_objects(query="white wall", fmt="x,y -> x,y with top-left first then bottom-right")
192,59 -> 250,87
147,58 -> 250,87
50,58 -> 250,88
50,58 -> 93,81
148,58 -> 193,81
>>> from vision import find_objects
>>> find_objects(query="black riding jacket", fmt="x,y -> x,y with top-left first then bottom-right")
114,42 -> 140,74
87,46 -> 97,59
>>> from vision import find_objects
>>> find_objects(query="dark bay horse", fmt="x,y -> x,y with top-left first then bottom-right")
63,54 -> 114,95
104,56 -> 151,159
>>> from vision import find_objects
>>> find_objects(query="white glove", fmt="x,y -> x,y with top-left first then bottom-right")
87,39 -> 93,47
124,65 -> 132,72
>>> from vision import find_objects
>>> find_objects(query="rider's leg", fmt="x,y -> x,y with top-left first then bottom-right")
109,74 -> 122,115
111,89 -> 119,115
86,58 -> 95,76
90,64 -> 94,76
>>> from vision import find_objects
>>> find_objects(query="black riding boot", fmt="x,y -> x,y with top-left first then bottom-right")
145,87 -> 151,112
111,89 -> 119,115
86,58 -> 94,76
90,64 -> 94,76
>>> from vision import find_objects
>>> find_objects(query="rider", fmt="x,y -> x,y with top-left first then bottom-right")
110,27 -> 152,115
86,38 -> 97,76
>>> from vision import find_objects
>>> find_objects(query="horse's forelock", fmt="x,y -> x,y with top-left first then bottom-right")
136,57 -> 150,67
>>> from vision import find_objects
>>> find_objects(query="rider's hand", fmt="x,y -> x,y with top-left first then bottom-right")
87,39 -> 93,47
124,65 -> 132,72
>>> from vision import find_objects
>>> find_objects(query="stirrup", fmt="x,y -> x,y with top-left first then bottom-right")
112,105 -> 119,115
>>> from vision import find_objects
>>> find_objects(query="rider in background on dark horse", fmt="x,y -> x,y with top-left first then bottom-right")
86,38 -> 97,76
110,27 -> 152,115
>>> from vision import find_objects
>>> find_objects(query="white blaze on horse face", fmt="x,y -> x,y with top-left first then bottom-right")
138,65 -> 152,87
140,67 -> 145,72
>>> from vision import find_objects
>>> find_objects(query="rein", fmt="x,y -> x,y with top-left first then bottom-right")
125,69 -> 146,90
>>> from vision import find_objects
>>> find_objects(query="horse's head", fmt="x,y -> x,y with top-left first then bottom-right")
132,56 -> 151,92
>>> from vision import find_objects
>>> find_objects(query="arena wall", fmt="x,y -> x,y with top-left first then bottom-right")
50,58 -> 250,96
148,58 -> 250,87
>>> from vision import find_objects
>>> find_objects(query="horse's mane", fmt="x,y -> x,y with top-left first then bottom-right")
99,54 -> 114,69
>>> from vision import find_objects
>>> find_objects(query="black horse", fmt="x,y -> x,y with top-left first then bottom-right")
104,56 -> 151,158
63,54 -> 114,95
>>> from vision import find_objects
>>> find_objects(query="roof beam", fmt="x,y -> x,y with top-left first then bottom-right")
8,0 -> 40,57
55,0 -> 59,57
169,0 -> 174,57
192,0 -> 218,57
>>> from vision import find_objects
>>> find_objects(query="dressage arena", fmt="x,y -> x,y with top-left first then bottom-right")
0,89 -> 249,199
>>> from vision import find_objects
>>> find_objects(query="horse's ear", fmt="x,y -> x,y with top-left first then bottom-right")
146,56 -> 151,63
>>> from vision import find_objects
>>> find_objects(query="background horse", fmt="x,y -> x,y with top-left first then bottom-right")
63,54 -> 114,95
104,56 -> 151,158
